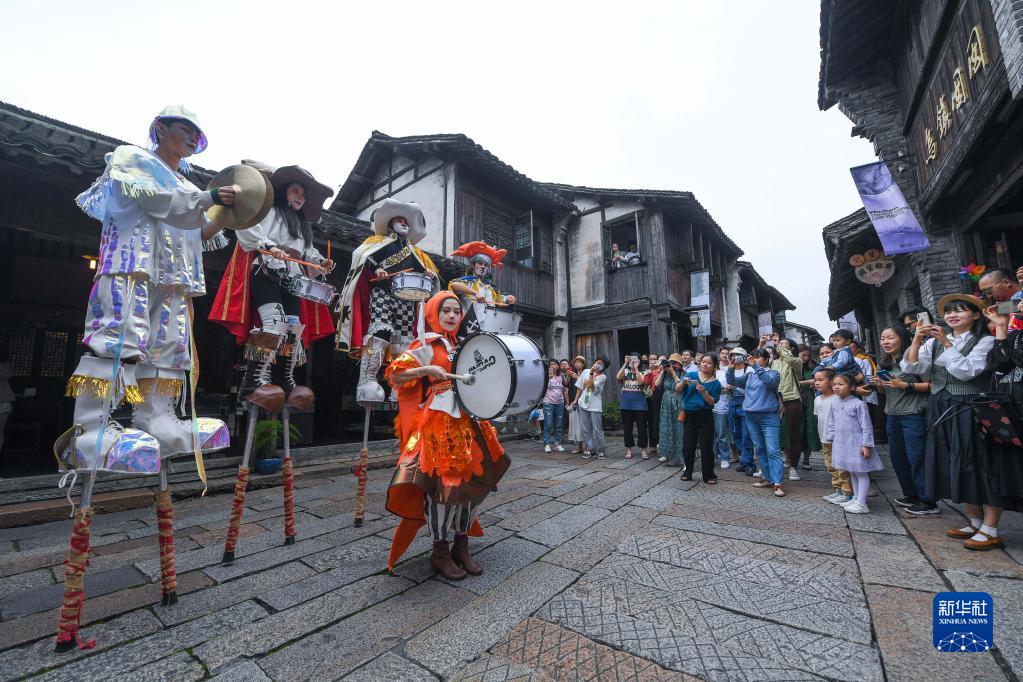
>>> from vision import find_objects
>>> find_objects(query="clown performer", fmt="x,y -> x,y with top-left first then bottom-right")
210,163 -> 336,561
336,198 -> 440,402
384,292 -> 510,579
448,241 -> 517,337
336,199 -> 439,524
54,106 -> 232,651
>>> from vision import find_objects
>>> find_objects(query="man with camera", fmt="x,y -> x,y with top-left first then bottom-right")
980,268 -> 1023,332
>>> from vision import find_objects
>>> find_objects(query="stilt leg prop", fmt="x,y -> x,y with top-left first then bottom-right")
282,406 -> 296,545
55,474 -> 96,653
156,471 -> 177,606
222,405 -> 257,565
354,405 -> 371,527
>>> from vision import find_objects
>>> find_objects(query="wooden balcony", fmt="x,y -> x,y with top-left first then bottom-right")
491,264 -> 556,314
607,263 -> 651,304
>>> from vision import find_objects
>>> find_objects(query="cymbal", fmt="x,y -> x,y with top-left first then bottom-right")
206,163 -> 273,230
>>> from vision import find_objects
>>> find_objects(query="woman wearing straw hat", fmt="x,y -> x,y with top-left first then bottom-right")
902,294 -> 1000,548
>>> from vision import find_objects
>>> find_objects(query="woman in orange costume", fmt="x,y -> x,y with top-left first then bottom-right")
384,291 -> 509,580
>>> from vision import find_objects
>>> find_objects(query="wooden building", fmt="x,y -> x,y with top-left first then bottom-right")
818,0 -> 1023,340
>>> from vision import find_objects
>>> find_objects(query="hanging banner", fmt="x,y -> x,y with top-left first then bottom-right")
850,161 -> 930,256
690,270 -> 710,308
838,311 -> 860,338
695,309 -> 711,337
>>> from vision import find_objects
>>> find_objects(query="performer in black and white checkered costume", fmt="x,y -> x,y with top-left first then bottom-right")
335,199 -> 440,403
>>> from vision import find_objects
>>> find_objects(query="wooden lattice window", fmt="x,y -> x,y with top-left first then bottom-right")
39,331 -> 69,377
8,329 -> 34,377
481,201 -> 513,251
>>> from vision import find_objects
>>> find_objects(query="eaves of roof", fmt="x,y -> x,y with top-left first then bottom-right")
540,182 -> 743,257
821,208 -> 880,320
817,0 -> 896,110
735,260 -> 796,312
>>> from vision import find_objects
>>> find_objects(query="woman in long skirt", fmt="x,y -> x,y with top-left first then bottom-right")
902,295 -> 999,549
656,354 -> 686,467
566,356 -> 586,452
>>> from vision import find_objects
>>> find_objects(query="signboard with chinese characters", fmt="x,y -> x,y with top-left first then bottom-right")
909,0 -> 1004,205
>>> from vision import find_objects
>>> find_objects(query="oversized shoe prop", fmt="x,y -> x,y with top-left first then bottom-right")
356,335 -> 387,405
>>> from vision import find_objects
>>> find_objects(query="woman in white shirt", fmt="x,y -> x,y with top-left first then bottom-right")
901,295 -> 999,550
572,356 -> 609,459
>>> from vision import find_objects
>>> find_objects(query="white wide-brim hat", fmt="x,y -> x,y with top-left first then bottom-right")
149,105 -> 207,153
371,198 -> 427,245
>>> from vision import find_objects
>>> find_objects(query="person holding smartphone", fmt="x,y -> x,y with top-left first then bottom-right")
656,354 -> 687,467
617,353 -> 649,459
573,356 -> 609,459
678,354 -> 722,483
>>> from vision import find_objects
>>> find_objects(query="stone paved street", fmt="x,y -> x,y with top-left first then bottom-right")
1,438 -> 1022,681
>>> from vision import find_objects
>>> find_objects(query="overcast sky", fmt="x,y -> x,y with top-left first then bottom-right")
1,0 -> 875,337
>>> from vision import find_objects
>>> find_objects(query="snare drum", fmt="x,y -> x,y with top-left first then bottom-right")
465,303 -> 521,334
391,272 -> 433,302
452,333 -> 545,420
284,275 -> 337,306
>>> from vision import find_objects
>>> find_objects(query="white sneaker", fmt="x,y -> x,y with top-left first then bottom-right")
823,491 -> 842,503
556,444 -> 564,452
720,460 -> 730,470
753,469 -> 763,478
828,493 -> 852,505
843,501 -> 870,514
582,451 -> 592,459
658,456 -> 668,463
544,444 -> 552,453
788,467 -> 801,481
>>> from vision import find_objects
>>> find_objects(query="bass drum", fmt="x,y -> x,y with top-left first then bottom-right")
453,333 -> 546,420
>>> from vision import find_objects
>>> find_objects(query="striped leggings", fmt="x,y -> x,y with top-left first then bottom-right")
423,496 -> 478,541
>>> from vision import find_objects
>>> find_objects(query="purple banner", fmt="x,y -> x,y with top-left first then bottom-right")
850,162 -> 930,255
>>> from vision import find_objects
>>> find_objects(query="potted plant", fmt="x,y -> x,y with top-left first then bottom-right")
602,401 -> 621,430
252,419 -> 302,474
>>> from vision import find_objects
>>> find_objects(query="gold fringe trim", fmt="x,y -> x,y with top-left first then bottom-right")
138,377 -> 183,399
124,384 -> 145,405
65,375 -> 111,400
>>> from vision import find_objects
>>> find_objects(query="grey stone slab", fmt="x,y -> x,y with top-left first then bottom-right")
300,534 -> 392,572
522,466 -> 576,480
636,523 -> 861,579
157,560 -> 316,626
111,652 -> 206,682
537,479 -> 587,497
0,610 -> 162,682
441,537 -> 549,594
258,580 -> 471,681
476,485 -> 543,515
653,513 -> 855,557
34,601 -> 267,682
560,579 -> 882,681
201,537 -> 335,583
497,500 -> 572,533
195,574 -> 413,673
844,508 -> 908,535
539,593 -> 830,681
542,505 -> 657,574
588,552 -> 873,644
583,469 -> 674,510
554,473 -> 631,504
477,494 -> 552,520
946,571 -> 1023,679
669,487 -> 849,526
448,653 -> 547,682
344,652 -> 439,681
267,553 -> 391,611
404,562 -> 579,677
851,531 -> 945,592
86,538 -> 199,573
0,564 -> 145,619
0,567 -> 53,601
620,527 -> 865,605
392,527 -> 514,585
517,504 -> 609,547
629,482 -> 686,511
210,660 -> 272,681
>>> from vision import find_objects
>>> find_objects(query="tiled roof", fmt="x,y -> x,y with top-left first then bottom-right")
736,260 -> 796,311
332,131 -> 575,213
817,0 -> 896,109
821,208 -> 880,319
541,182 -> 743,257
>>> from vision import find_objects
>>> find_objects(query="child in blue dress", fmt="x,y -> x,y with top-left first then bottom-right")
825,373 -> 884,514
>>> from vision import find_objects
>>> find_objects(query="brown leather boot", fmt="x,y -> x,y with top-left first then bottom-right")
431,540 -> 467,580
451,534 -> 483,576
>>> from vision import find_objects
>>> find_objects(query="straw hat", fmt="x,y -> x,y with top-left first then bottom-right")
668,353 -> 685,365
937,293 -> 985,315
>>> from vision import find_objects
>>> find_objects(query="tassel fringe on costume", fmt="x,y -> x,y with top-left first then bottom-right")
137,377 -> 183,400
65,375 -> 144,405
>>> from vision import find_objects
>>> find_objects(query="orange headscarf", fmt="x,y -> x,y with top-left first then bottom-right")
423,291 -> 462,345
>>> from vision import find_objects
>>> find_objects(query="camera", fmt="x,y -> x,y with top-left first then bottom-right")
660,358 -> 669,368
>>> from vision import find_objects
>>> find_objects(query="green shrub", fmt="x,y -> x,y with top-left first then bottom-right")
252,419 -> 302,458
602,401 -> 621,429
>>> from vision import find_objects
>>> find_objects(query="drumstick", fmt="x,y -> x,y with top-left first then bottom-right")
326,240 -> 331,261
443,372 -> 476,386
258,249 -> 325,270
368,268 -> 414,283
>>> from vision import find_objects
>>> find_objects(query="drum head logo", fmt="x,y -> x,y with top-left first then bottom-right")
468,348 -> 497,374
933,592 -> 993,652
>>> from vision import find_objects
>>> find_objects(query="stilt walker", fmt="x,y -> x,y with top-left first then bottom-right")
210,162 -> 335,559
54,106 -> 240,652
336,199 -> 439,526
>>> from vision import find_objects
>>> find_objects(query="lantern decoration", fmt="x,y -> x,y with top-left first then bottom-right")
849,250 -> 895,287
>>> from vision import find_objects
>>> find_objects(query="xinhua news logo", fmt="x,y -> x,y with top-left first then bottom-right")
933,592 -> 994,652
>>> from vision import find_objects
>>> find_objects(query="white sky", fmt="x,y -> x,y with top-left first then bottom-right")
1,0 -> 875,337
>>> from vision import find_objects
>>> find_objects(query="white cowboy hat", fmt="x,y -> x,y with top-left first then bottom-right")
371,198 -> 427,245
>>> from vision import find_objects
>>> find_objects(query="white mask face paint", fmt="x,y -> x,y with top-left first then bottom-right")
390,219 -> 409,237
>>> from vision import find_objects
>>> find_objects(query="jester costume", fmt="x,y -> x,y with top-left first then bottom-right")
448,241 -> 515,338
384,292 -> 509,579
335,199 -> 439,403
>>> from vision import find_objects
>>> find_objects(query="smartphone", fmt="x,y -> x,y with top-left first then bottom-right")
916,311 -> 932,326
877,369 -> 893,381
996,301 -> 1018,315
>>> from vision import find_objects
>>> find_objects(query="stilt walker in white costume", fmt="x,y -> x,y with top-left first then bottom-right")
336,199 -> 439,524
54,106 -> 233,651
